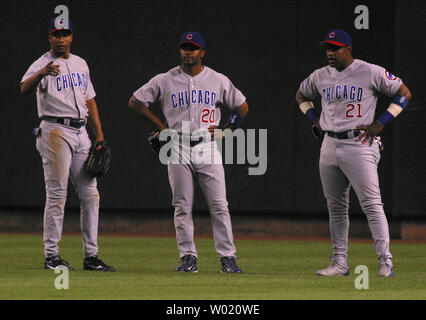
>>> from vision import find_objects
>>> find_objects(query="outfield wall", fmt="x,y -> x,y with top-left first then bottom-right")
1,1 -> 425,218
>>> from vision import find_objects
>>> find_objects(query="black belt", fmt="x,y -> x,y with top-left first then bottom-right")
326,130 -> 361,139
43,117 -> 87,129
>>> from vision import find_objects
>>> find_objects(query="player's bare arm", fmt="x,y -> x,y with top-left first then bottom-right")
20,61 -> 60,95
128,95 -> 168,130
236,101 -> 249,118
86,98 -> 105,142
356,83 -> 413,145
395,83 -> 412,100
295,88 -> 309,105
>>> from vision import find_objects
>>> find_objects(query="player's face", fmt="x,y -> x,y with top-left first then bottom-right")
180,43 -> 205,67
49,30 -> 73,55
325,44 -> 351,69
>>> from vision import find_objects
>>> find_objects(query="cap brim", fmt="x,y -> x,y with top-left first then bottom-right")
49,28 -> 73,34
319,40 -> 347,47
180,41 -> 203,49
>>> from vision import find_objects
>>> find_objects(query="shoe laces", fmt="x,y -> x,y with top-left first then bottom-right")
379,256 -> 392,267
327,255 -> 337,267
86,255 -> 106,266
221,257 -> 238,267
378,256 -> 391,265
181,255 -> 196,266
53,255 -> 71,267
328,255 -> 345,268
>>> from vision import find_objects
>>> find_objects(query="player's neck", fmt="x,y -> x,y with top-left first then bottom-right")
335,57 -> 354,71
181,64 -> 204,77
50,49 -> 71,59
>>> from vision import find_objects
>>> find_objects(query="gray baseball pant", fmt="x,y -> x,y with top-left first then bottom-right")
36,120 -> 99,258
319,134 -> 392,267
167,140 -> 237,259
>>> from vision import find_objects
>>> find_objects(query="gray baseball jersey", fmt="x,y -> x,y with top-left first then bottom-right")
299,59 -> 402,132
21,52 -> 96,119
133,66 -> 246,133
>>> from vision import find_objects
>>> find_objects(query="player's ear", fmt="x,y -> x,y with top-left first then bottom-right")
201,49 -> 206,58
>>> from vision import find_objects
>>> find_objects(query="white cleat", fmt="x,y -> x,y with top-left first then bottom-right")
315,262 -> 350,276
378,256 -> 394,277
378,259 -> 394,277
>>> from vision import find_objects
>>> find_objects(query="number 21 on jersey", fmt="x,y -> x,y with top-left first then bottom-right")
346,103 -> 362,118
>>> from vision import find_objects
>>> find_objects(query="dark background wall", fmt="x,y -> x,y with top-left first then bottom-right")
1,0 -> 425,217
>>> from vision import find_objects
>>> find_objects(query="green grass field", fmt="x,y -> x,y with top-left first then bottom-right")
0,233 -> 424,300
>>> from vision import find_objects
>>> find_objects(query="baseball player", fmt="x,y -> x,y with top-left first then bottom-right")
295,30 -> 412,277
20,18 -> 115,271
129,32 -> 249,273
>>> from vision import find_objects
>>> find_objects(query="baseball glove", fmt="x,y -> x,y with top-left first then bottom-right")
147,128 -> 169,155
312,123 -> 324,142
86,140 -> 112,177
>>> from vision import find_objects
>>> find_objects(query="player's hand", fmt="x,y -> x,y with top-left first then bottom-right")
311,118 -> 324,141
159,121 -> 169,131
39,61 -> 60,77
355,121 -> 384,146
313,118 -> 322,131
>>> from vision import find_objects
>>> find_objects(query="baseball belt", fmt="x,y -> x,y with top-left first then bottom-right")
326,130 -> 361,139
42,117 -> 87,129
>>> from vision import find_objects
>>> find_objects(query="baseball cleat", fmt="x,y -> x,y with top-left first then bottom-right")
44,255 -> 73,270
378,257 -> 394,277
220,257 -> 243,273
175,254 -> 198,272
83,255 -> 116,271
315,262 -> 349,276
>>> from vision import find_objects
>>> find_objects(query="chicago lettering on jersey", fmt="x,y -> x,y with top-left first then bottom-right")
56,72 -> 88,92
171,90 -> 217,108
322,84 -> 363,103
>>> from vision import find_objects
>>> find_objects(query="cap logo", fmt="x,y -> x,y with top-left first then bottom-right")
329,32 -> 335,39
186,34 -> 193,40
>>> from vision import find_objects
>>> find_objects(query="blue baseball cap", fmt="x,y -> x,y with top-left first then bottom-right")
320,29 -> 352,47
180,32 -> 205,49
48,17 -> 73,34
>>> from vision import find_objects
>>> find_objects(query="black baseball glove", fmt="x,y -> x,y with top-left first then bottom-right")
147,128 -> 167,155
312,120 -> 324,142
86,140 -> 112,177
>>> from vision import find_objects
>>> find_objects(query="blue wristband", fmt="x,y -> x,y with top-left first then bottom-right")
376,111 -> 395,127
306,108 -> 319,122
392,95 -> 409,109
228,112 -> 243,127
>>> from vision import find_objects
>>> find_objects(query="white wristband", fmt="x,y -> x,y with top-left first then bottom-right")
387,103 -> 404,118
